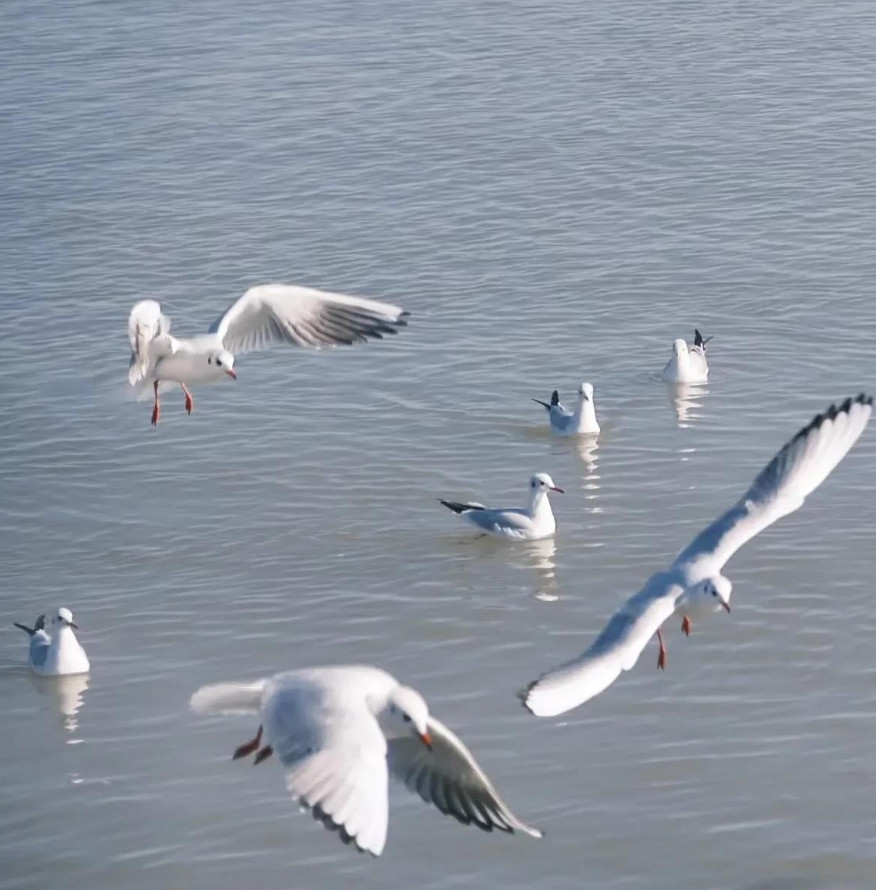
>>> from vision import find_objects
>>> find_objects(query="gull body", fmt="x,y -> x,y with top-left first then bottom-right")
127,283 -> 409,424
439,473 -> 564,541
662,329 -> 711,384
190,665 -> 541,857
14,608 -> 90,676
533,382 -> 600,435
523,394 -> 872,717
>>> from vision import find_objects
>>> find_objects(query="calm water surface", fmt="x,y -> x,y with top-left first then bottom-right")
2,1 -> 876,888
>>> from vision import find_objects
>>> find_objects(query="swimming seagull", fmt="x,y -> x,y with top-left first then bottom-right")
533,382 -> 600,435
522,394 -> 872,717
439,473 -> 564,541
662,329 -> 712,384
190,665 -> 542,857
14,608 -> 90,676
127,283 -> 409,424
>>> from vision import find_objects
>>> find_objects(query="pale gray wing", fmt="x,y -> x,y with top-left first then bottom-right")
127,300 -> 173,384
387,716 -> 542,838
29,632 -> 51,670
208,283 -> 409,354
465,508 -> 533,535
522,572 -> 682,717
673,394 -> 873,579
263,679 -> 390,857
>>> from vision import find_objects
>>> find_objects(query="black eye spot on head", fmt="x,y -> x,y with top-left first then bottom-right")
711,589 -> 717,596
403,714 -> 411,723
217,359 -> 223,367
207,357 -> 212,364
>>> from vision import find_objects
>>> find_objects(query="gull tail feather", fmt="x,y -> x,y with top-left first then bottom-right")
189,680 -> 267,715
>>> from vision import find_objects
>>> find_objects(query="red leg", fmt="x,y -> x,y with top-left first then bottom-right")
232,725 -> 262,760
181,383 -> 194,415
151,381 -> 161,426
254,745 -> 273,765
681,615 -> 692,636
656,628 -> 667,670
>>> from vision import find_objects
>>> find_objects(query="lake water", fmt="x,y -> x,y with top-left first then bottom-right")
2,1 -> 876,888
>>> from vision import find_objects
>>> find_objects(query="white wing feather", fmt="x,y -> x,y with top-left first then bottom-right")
522,573 -> 682,717
263,678 -> 390,857
189,680 -> 267,715
674,394 -> 873,580
523,394 -> 872,718
208,283 -> 408,354
127,300 -> 173,384
387,716 -> 542,837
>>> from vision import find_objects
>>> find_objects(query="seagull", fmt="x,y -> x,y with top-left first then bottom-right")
662,329 -> 712,384
127,283 -> 409,424
533,382 -> 600,435
14,608 -> 90,676
523,394 -> 872,717
190,665 -> 542,857
438,473 -> 564,541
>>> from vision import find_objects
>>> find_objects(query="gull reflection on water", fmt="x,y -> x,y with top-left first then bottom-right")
667,382 -> 709,428
516,537 -> 558,602
27,673 -> 90,735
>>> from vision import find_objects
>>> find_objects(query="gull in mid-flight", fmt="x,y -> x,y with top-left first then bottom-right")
127,283 -> 409,424
439,473 -> 564,541
662,329 -> 712,384
533,382 -> 600,435
14,608 -> 90,676
190,665 -> 542,857
523,394 -> 872,717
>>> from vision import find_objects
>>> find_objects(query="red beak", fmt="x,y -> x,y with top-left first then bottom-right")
419,732 -> 433,751
722,602 -> 731,613
226,369 -> 237,380
551,486 -> 564,494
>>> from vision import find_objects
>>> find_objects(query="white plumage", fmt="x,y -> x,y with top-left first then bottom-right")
191,665 -> 541,857
523,394 -> 873,717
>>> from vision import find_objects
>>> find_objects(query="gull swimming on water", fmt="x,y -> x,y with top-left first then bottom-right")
662,329 -> 712,384
439,473 -> 564,541
14,608 -> 90,676
533,382 -> 600,435
190,665 -> 542,857
127,283 -> 409,424
523,394 -> 872,717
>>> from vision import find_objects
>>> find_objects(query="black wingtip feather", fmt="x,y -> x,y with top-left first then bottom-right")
550,390 -> 560,407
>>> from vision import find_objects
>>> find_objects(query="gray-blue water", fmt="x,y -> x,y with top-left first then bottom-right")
2,1 -> 876,888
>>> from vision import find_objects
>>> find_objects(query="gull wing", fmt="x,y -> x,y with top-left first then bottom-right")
673,394 -> 872,580
522,573 -> 682,717
208,283 -> 408,354
387,716 -> 541,838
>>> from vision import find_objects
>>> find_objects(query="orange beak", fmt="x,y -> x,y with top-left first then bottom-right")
419,731 -> 433,751
226,369 -> 237,380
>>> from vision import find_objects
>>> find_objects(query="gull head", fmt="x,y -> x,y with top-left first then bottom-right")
207,350 -> 237,380
53,607 -> 78,630
386,686 -> 432,749
672,338 -> 688,358
530,473 -> 564,495
577,382 -> 594,401
685,575 -> 732,618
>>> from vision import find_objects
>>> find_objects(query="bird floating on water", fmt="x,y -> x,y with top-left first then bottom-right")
439,473 -> 564,541
533,382 -> 600,435
14,608 -> 90,676
662,329 -> 712,384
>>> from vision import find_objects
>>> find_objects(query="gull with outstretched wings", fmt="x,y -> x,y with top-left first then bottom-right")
523,394 -> 872,717
127,283 -> 409,424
